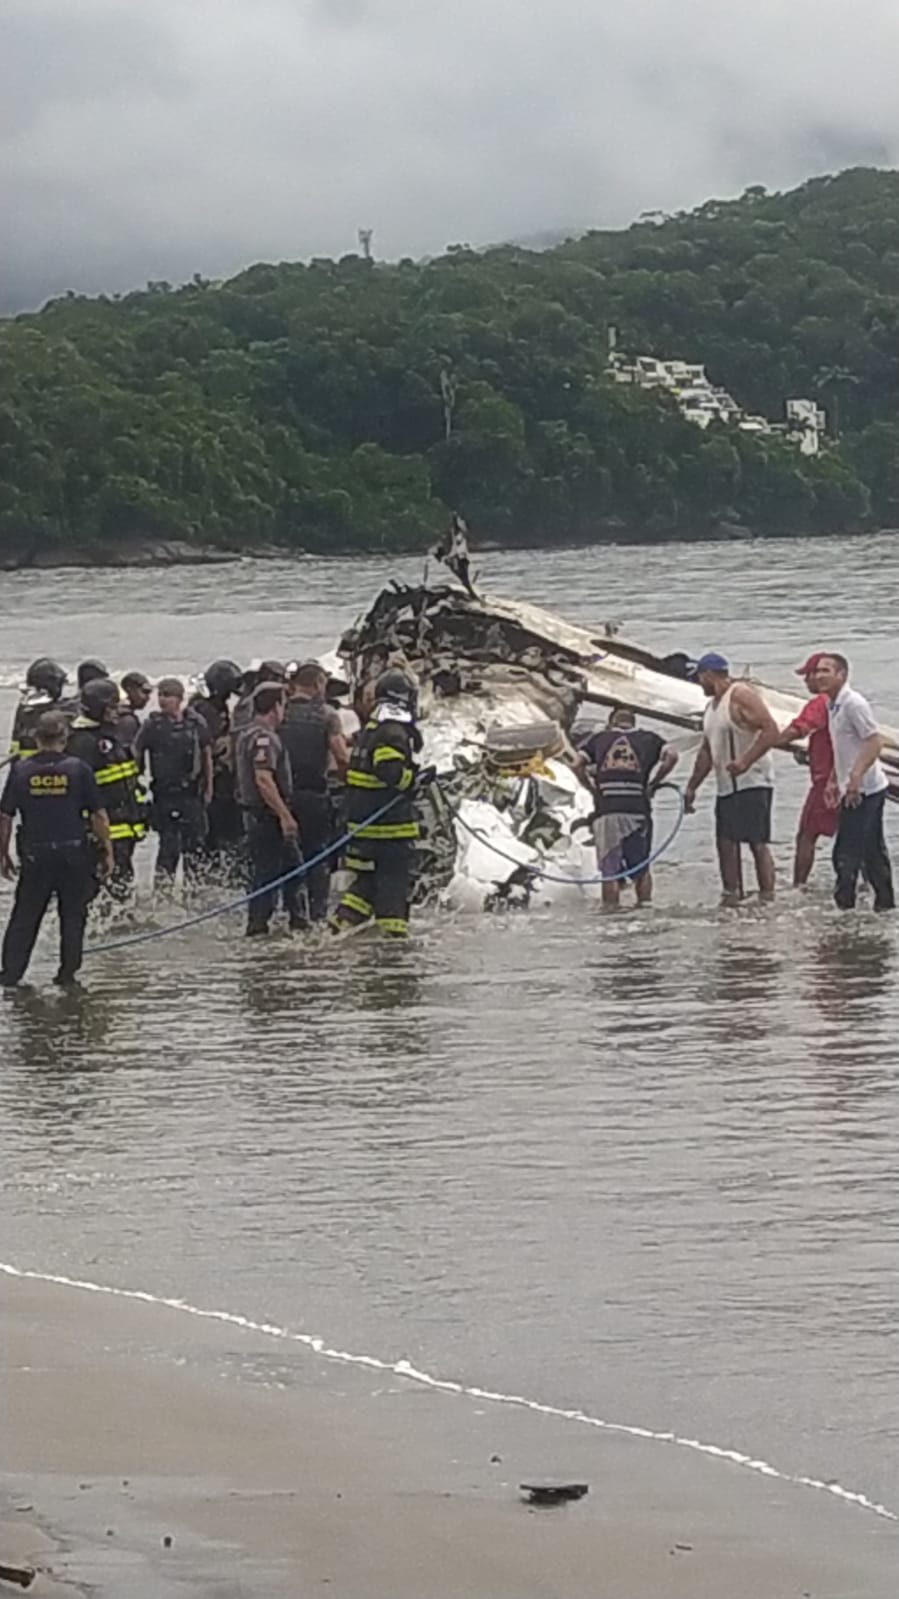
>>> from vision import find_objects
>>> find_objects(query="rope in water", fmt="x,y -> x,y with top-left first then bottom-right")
84,792 -> 405,956
84,781 -> 685,955
449,783 -> 686,887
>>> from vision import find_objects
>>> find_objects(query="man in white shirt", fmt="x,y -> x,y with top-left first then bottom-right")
815,653 -> 894,911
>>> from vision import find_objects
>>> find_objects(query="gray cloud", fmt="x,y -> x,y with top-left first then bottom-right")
3,0 -> 899,311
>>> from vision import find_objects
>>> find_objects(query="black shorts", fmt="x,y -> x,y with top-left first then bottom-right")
716,788 -> 772,846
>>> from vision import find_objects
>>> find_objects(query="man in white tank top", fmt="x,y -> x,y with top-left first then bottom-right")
684,652 -> 779,898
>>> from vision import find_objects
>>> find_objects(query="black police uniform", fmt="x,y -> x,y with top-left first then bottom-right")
190,693 -> 243,873
236,720 -> 300,933
333,706 -> 420,937
280,695 -> 340,922
67,717 -> 147,899
8,692 -> 72,763
0,752 -> 102,985
136,710 -> 210,886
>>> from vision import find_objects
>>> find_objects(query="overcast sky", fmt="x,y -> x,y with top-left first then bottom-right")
4,0 -> 899,311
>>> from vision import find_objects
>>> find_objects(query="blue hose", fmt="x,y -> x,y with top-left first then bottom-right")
451,783 -> 686,887
84,792 -> 404,956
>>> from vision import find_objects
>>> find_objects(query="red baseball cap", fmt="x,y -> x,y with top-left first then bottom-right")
795,653 -> 824,678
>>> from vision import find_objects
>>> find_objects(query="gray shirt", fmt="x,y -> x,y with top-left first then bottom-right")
235,719 -> 292,809
828,685 -> 887,796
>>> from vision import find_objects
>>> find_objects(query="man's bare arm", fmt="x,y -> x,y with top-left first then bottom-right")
649,745 -> 679,795
845,733 -> 884,805
90,808 -> 115,876
728,684 -> 780,774
328,730 -> 350,781
0,813 -> 14,878
684,739 -> 712,810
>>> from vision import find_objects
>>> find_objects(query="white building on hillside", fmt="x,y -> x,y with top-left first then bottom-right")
606,330 -> 827,455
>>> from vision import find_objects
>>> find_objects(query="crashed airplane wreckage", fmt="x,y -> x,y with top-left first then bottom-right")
337,583 -> 899,910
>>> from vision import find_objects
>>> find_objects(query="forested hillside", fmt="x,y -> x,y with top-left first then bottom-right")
3,167 -> 899,557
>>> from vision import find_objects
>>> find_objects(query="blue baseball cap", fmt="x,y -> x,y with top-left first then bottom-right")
689,651 -> 729,680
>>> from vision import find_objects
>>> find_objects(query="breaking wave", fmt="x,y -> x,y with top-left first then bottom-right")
1,1259 -> 894,1524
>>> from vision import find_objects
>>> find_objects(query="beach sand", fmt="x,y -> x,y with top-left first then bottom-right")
1,1273 -> 896,1597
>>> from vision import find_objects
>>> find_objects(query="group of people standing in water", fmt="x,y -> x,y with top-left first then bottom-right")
584,648 -> 894,912
0,624 -> 892,990
1,652 -> 427,987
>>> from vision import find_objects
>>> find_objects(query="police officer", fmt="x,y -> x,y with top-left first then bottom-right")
281,660 -> 349,924
136,678 -> 212,891
332,668 -> 425,939
190,660 -> 243,874
7,658 -> 70,762
117,671 -> 153,754
67,678 -> 147,900
235,682 -> 300,935
0,711 -> 113,987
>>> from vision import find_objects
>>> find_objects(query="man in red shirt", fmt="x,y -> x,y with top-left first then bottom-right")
777,652 -> 840,886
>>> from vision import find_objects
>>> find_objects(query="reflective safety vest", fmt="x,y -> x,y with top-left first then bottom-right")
67,717 -> 148,842
345,708 -> 420,840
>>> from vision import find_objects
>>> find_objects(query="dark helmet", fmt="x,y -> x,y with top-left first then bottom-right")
81,676 -> 121,721
259,658 -> 287,684
26,657 -> 67,698
374,667 -> 417,713
77,657 -> 109,690
203,659 -> 242,698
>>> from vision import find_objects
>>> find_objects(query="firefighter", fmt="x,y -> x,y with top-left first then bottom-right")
7,658 -> 70,762
331,667 -> 427,939
135,677 -> 212,891
0,711 -> 113,987
67,678 -> 147,901
190,659 -> 244,875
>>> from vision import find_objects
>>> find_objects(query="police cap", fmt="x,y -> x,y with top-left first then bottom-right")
121,670 -> 152,693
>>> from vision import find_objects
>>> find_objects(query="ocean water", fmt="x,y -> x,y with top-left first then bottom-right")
1,535 -> 897,1526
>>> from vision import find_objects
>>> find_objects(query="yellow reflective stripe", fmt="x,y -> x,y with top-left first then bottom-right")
344,854 -> 375,872
397,767 -> 413,791
8,741 -> 21,758
340,892 -> 373,917
96,763 -> 137,785
347,770 -> 384,789
375,917 -> 409,936
352,822 -> 419,839
108,822 -> 142,840
373,745 -> 406,764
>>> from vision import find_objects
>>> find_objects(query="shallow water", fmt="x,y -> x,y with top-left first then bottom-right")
1,536 -> 898,1513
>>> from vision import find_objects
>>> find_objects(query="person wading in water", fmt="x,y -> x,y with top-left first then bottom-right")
684,652 -> 779,900
575,706 -> 678,908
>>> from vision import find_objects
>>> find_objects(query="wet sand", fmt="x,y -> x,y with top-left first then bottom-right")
1,1275 -> 897,1597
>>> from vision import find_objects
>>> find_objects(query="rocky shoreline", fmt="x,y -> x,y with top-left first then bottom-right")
0,520 -> 886,573
0,538 -> 247,572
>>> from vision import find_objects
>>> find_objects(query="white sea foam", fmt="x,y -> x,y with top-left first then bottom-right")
1,1260 -> 894,1523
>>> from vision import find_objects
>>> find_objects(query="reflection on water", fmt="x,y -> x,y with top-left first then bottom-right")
1,541 -> 898,1513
